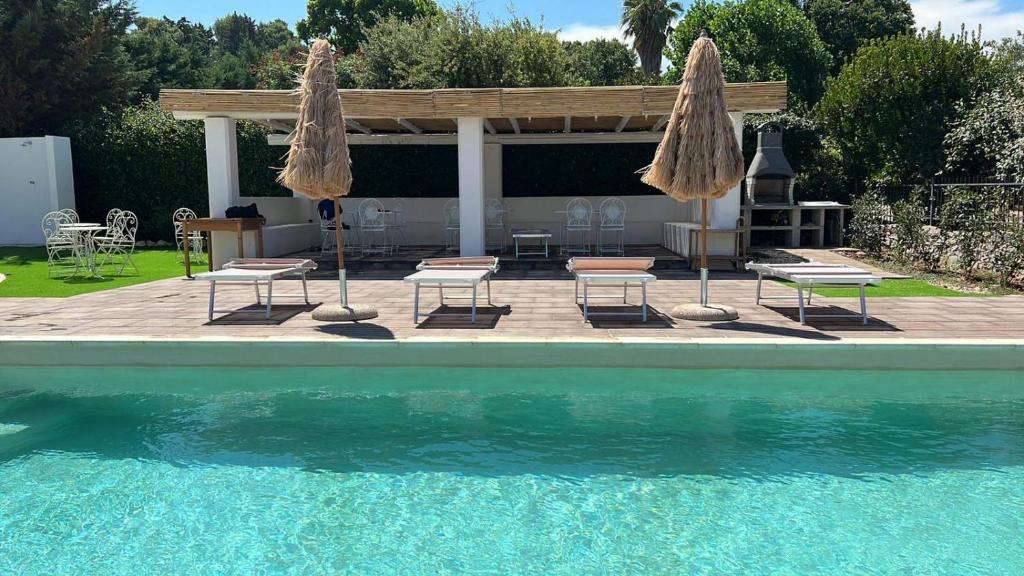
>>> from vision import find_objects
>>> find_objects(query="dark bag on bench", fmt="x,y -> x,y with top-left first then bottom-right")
225,203 -> 261,219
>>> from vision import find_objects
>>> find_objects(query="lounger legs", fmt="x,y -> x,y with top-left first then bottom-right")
265,281 -> 273,319
583,282 -> 589,322
254,282 -> 261,305
755,272 -> 763,305
860,285 -> 868,325
642,282 -> 648,322
413,283 -> 421,323
797,285 -> 806,324
208,281 -> 216,321
301,273 -> 310,305
471,284 -> 477,323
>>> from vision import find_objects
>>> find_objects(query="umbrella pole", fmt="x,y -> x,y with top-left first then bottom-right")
700,198 -> 709,307
334,198 -> 348,308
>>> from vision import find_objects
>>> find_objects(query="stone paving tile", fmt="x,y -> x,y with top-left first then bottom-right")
2,272 -> 1023,343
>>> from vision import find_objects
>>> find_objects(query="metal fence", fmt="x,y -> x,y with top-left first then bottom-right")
865,177 -> 1024,226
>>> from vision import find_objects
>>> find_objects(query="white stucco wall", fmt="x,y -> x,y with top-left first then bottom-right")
339,195 -> 696,246
0,136 -> 75,246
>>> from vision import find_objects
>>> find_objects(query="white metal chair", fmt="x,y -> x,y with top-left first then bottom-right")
96,210 -> 139,275
598,198 -> 626,256
484,198 -> 507,252
386,199 -> 408,253
59,209 -> 80,224
442,199 -> 460,252
173,207 -> 205,263
357,198 -> 390,256
562,198 -> 593,255
41,211 -> 78,278
105,208 -> 123,229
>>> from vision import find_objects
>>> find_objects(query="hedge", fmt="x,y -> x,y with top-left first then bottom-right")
68,101 -> 287,242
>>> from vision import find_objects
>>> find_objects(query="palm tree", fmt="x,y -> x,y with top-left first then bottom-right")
622,0 -> 682,76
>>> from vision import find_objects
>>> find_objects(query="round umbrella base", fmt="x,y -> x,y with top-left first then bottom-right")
312,304 -> 379,322
671,303 -> 739,322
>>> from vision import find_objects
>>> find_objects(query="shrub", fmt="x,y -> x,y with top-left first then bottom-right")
990,223 -> 1024,286
849,191 -> 890,254
938,186 -> 1005,277
889,188 -> 937,267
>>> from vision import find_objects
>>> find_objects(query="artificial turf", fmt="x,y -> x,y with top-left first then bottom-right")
0,247 -> 186,298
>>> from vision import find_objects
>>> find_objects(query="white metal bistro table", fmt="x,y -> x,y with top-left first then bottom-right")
512,229 -> 552,258
59,223 -> 107,278
404,268 -> 493,323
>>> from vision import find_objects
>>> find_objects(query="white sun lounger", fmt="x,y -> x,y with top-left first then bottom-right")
195,258 -> 317,321
746,262 -> 882,325
405,257 -> 500,323
567,257 -> 656,322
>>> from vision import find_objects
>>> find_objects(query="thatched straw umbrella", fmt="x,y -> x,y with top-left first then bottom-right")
641,33 -> 745,321
279,38 -> 377,321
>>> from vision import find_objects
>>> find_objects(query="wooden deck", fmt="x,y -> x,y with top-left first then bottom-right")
2,269 -> 1022,343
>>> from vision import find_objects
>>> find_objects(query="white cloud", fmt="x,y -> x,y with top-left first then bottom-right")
558,23 -> 626,43
912,0 -> 1024,41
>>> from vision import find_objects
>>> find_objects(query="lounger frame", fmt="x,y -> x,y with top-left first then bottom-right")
196,259 -> 316,321
574,274 -> 655,322
747,262 -> 881,325
406,258 -> 500,324
405,269 -> 493,323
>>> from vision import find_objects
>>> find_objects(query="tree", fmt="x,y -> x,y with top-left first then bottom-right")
801,0 -> 914,72
944,79 -> 1024,181
667,0 -> 832,106
621,0 -> 682,76
563,39 -> 639,86
123,17 -> 213,100
204,13 -> 298,89
297,0 -> 439,55
815,28 -> 991,184
212,12 -> 258,55
354,8 -> 568,89
0,0 -> 136,137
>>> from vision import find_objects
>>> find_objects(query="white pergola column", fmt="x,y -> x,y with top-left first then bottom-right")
204,117 -> 240,218
710,112 -> 745,229
457,117 -> 486,256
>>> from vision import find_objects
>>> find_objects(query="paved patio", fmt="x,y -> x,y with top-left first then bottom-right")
1,269 -> 1022,342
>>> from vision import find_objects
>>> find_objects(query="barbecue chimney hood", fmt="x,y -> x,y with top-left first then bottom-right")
745,122 -> 795,206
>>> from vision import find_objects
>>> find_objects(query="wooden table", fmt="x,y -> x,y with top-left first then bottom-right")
687,227 -> 745,271
182,217 -> 265,278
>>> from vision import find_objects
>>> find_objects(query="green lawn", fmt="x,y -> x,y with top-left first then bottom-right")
772,278 -> 981,297
0,247 -> 186,298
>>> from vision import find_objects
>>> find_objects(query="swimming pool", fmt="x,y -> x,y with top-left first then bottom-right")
0,364 -> 1021,575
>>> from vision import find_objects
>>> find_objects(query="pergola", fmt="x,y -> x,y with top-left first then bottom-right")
160,82 -> 786,256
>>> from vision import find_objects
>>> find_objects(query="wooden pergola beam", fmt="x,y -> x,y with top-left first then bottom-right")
509,117 -> 521,134
614,115 -> 632,132
483,119 -> 497,135
563,116 -> 572,133
345,119 -> 373,134
651,114 -> 669,132
396,118 -> 423,134
160,82 -> 788,120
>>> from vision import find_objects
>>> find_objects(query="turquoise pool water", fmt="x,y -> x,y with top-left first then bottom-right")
0,367 -> 1022,575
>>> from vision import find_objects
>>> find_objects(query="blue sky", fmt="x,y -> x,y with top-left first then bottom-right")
135,0 -> 1023,41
